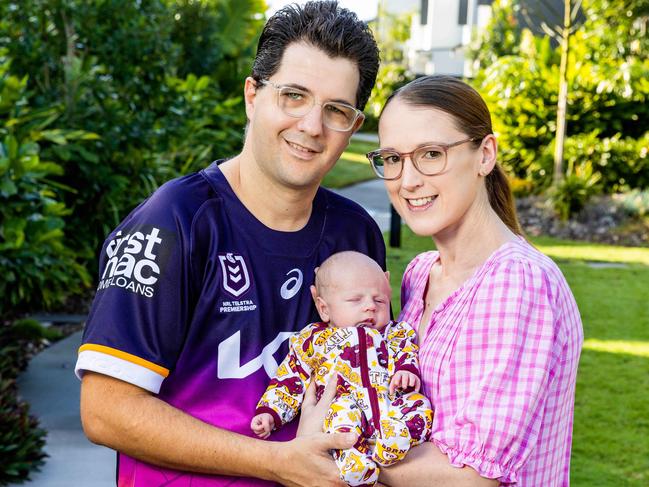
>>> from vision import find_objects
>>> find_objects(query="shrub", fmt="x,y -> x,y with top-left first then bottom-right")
0,380 -> 47,485
615,189 -> 649,219
0,52 -> 92,318
547,161 -> 602,220
0,320 -> 51,484
0,0 -> 264,271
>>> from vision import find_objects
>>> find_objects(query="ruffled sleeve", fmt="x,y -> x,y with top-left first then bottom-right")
430,259 -> 563,483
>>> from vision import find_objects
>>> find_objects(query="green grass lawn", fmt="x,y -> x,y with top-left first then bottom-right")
385,227 -> 649,486
322,139 -> 378,188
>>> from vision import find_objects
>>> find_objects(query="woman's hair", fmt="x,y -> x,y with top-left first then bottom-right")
252,1 -> 380,111
383,75 -> 523,235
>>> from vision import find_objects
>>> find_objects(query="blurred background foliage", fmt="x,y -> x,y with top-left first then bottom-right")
470,0 -> 648,216
1,1 -> 265,480
364,5 -> 415,131
0,0 -> 266,318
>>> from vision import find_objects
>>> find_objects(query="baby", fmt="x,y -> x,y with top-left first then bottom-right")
251,251 -> 433,486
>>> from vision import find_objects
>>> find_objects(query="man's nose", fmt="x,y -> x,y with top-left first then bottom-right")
295,104 -> 324,137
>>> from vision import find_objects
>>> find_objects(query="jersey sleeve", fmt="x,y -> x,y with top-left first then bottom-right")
430,260 -> 563,483
75,179 -> 202,393
254,325 -> 317,428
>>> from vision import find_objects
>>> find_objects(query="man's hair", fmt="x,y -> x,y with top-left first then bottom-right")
251,1 -> 380,110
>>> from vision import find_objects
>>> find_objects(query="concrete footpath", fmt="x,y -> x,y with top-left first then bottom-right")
15,330 -> 116,486
13,174 -> 391,486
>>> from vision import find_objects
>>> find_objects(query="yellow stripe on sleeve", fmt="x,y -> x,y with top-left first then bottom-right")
78,344 -> 169,377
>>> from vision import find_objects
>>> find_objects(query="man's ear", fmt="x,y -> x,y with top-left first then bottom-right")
351,113 -> 365,134
244,77 -> 259,121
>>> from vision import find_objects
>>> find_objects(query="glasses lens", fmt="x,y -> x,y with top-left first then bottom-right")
277,86 -> 311,117
323,103 -> 357,131
414,145 -> 446,175
370,151 -> 402,179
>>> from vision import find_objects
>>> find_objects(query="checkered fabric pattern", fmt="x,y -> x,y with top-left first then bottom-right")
399,237 -> 583,486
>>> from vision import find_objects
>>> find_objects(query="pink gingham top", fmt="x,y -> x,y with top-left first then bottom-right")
400,237 -> 583,486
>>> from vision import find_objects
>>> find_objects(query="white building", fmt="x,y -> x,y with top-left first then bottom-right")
404,0 -> 494,77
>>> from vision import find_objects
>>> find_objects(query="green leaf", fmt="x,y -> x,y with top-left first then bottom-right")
39,130 -> 67,145
1,218 -> 27,248
0,157 -> 9,176
4,135 -> 18,159
0,177 -> 17,196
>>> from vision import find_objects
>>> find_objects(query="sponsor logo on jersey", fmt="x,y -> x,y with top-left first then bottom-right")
217,330 -> 293,379
218,253 -> 251,298
280,268 -> 303,300
97,226 -> 173,298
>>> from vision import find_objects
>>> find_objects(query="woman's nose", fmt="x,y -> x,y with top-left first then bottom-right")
400,157 -> 423,191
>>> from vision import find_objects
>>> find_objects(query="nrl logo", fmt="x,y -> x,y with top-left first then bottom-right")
218,253 -> 251,297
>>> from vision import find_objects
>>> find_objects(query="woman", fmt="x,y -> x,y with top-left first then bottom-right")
361,75 -> 584,486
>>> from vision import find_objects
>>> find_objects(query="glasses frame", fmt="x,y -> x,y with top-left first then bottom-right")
366,137 -> 480,180
257,79 -> 364,132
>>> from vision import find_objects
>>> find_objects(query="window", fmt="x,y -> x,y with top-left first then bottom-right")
458,0 -> 469,25
421,0 -> 428,25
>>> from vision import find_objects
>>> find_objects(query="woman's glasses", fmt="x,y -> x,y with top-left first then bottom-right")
366,138 -> 479,180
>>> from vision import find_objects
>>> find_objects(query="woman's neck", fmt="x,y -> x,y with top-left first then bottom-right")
433,197 -> 516,279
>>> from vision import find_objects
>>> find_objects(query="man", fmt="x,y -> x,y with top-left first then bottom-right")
76,2 -> 383,486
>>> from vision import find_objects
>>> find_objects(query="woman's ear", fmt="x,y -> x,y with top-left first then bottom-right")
478,134 -> 498,177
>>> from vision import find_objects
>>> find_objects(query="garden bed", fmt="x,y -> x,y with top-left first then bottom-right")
517,195 -> 649,247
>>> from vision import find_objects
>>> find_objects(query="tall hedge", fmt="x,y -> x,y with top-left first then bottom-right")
0,0 -> 266,275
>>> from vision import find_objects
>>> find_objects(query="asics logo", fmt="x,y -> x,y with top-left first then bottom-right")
280,269 -> 303,300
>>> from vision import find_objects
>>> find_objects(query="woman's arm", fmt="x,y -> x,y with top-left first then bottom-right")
297,379 -> 498,487
380,442 -> 499,487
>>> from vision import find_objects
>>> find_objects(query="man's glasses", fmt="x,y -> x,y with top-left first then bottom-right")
257,79 -> 364,132
366,138 -> 479,180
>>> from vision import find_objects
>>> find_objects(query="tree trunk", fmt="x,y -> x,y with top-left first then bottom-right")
553,0 -> 572,185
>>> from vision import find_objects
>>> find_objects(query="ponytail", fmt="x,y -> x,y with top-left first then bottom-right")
486,165 -> 524,235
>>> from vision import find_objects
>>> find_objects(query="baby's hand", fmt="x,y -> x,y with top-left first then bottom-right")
251,413 -> 275,439
389,370 -> 421,395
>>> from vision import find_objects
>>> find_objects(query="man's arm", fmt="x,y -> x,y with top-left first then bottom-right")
80,371 -> 354,487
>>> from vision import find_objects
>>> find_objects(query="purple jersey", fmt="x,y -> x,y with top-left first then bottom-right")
75,162 -> 386,486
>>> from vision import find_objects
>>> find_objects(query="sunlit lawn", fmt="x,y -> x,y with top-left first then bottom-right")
322,139 -> 377,188
385,228 -> 649,486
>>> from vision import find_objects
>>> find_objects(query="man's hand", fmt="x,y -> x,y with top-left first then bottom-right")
250,413 -> 275,439
389,370 -> 421,395
272,432 -> 357,487
267,376 -> 357,487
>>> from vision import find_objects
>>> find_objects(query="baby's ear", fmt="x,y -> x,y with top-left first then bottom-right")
314,295 -> 330,323
384,270 -> 390,282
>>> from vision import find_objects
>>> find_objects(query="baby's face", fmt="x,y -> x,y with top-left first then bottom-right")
320,267 -> 391,329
